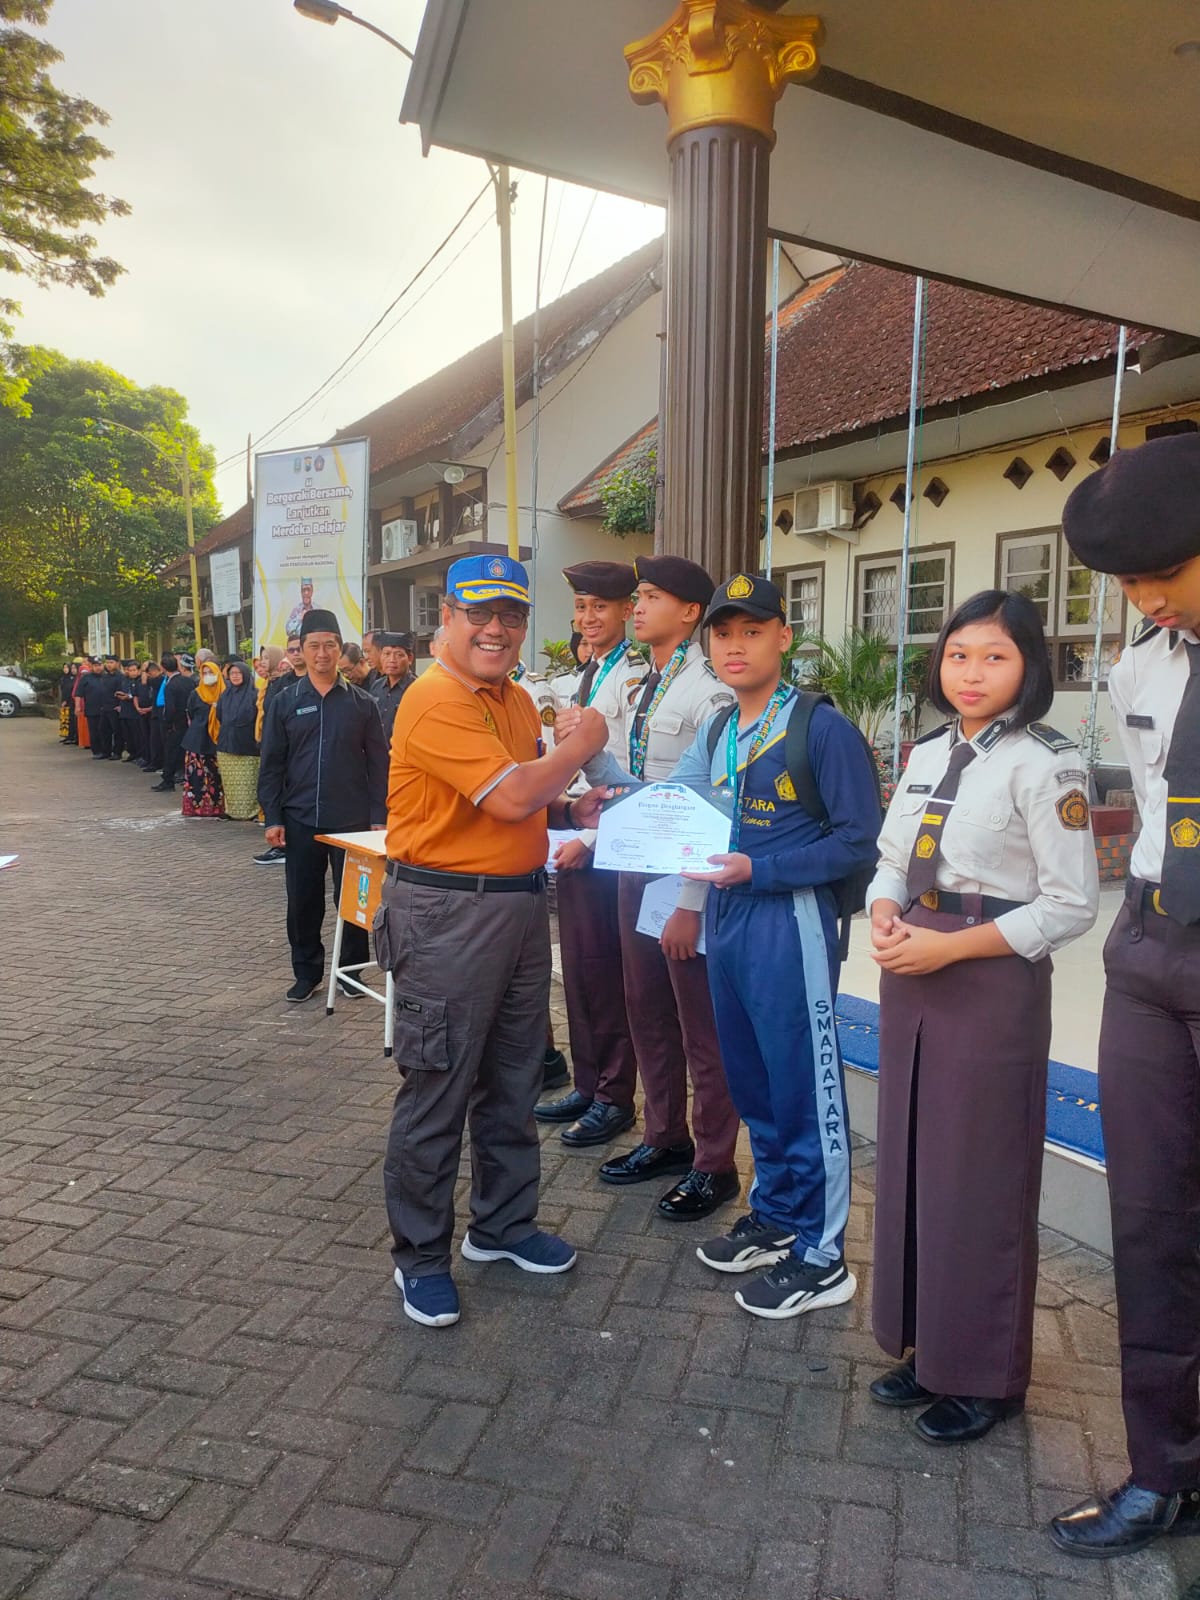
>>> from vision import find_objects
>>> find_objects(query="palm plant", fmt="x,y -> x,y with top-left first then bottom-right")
791,628 -> 901,746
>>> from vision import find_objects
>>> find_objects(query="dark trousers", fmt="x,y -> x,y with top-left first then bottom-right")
379,876 -> 550,1276
146,716 -> 164,769
617,872 -> 739,1171
161,728 -> 184,785
90,708 -> 112,757
1100,889 -> 1200,1492
283,820 -> 368,983
556,862 -> 638,1106
118,715 -> 140,758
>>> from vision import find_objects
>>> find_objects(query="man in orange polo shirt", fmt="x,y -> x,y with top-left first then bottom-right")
378,554 -> 610,1328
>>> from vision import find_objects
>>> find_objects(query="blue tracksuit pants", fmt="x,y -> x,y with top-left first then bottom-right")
705,886 -> 851,1267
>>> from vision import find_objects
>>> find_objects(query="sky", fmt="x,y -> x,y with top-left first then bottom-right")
12,0 -> 664,515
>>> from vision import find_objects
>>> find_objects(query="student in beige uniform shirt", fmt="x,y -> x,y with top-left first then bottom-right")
537,562 -> 648,1147
558,554 -> 741,1220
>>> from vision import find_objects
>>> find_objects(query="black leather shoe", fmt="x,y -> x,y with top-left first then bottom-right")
657,1168 -> 740,1220
542,1049 -> 570,1092
599,1141 -> 695,1186
1050,1478 -> 1200,1558
915,1393 -> 1024,1444
534,1089 -> 592,1124
149,781 -> 174,792
561,1102 -> 635,1147
869,1359 -> 936,1409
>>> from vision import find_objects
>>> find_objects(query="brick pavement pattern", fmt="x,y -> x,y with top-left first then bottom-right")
0,718 -> 1189,1599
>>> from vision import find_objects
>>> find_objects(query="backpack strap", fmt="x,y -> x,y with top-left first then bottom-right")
704,703 -> 738,773
784,690 -> 834,827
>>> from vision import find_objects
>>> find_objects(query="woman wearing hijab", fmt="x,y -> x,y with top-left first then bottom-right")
255,645 -> 284,740
215,659 -> 261,819
180,658 -> 226,818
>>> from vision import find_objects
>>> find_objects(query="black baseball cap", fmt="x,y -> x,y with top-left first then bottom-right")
703,572 -> 788,627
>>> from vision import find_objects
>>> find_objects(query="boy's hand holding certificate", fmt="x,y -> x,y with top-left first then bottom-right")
592,781 -> 734,875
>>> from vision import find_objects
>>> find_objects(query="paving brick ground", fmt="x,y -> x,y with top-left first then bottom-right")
0,716 -> 1191,1598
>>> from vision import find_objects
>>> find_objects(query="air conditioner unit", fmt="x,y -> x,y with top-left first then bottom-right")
792,482 -> 856,540
381,518 -> 419,563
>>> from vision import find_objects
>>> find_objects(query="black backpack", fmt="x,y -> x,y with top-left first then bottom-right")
705,690 -> 882,959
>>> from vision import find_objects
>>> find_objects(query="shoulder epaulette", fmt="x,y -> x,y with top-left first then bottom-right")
1026,721 -> 1077,753
703,658 -> 718,679
1131,617 -> 1159,647
914,721 -> 952,746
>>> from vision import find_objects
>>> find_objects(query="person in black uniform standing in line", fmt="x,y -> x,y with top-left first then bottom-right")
258,608 -> 389,1003
152,653 -> 194,791
370,631 -> 417,742
1051,434 -> 1200,1558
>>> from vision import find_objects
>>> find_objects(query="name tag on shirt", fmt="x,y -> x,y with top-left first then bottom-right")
295,705 -> 318,717
1125,713 -> 1155,729
906,783 -> 933,794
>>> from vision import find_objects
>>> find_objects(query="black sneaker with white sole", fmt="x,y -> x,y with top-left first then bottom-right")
696,1211 -> 798,1274
286,978 -> 319,1004
734,1254 -> 857,1320
254,845 -> 286,865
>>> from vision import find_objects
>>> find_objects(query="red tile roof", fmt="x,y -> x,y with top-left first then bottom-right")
559,260 -> 1150,516
169,239 -> 664,575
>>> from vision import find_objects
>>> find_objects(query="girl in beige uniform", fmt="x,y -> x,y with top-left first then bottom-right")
867,589 -> 1099,1444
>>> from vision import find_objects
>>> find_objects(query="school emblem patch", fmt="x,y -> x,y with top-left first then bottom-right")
488,558 -> 507,578
1170,815 -> 1200,849
915,835 -> 936,860
726,574 -> 753,599
775,771 -> 797,802
1056,789 -> 1090,831
540,704 -> 557,727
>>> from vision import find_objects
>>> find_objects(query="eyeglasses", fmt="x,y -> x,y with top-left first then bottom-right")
451,602 -> 528,629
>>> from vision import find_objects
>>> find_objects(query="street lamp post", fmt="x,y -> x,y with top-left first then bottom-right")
293,1 -> 521,560
98,418 -> 202,649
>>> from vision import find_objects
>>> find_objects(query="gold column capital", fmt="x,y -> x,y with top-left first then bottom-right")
625,0 -> 822,145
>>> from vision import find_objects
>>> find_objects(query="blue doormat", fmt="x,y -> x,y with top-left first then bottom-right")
836,994 -> 1105,1167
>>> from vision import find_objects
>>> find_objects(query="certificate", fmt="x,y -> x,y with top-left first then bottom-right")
592,781 -> 734,876
544,829 -> 576,872
635,875 -> 707,952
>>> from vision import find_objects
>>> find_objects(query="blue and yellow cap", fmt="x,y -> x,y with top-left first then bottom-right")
447,553 -> 531,607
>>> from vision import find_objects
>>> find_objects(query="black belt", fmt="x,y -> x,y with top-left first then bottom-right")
385,860 -> 547,894
1133,879 -> 1169,917
916,889 -> 1026,919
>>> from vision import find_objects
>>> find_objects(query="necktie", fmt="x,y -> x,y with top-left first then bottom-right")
631,669 -> 660,748
576,659 -> 598,706
1160,642 -> 1200,924
906,741 -> 977,900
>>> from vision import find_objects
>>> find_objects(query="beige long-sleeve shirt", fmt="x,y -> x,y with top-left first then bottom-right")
867,717 -> 1100,962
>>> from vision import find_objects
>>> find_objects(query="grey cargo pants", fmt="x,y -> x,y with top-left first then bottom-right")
377,874 -> 551,1277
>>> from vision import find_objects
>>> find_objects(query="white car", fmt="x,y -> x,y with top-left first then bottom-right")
0,672 -> 37,718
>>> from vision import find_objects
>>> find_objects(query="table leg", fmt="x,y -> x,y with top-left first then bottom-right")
325,913 -> 346,1017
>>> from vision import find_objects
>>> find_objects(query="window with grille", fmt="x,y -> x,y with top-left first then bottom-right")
785,566 -> 823,638
855,549 -> 950,644
998,529 -> 1123,685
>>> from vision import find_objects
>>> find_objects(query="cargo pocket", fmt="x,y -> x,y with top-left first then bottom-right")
372,903 -> 393,973
392,994 -> 450,1072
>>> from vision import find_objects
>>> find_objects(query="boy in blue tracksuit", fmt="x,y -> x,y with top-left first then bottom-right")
668,573 -> 881,1319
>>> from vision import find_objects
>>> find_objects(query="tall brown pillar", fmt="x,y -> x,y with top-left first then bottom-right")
626,1 -> 822,576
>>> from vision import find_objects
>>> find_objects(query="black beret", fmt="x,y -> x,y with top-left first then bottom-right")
633,554 -> 715,608
1062,434 -> 1200,576
703,572 -> 787,626
562,561 -> 637,599
299,608 -> 342,641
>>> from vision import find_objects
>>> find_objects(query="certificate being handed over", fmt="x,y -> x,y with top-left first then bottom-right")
592,781 -> 734,876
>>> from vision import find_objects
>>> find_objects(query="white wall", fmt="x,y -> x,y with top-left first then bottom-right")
766,408 -> 1200,743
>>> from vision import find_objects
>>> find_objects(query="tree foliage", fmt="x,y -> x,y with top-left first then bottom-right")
0,1 -> 129,409
600,445 -> 656,536
0,347 -> 219,653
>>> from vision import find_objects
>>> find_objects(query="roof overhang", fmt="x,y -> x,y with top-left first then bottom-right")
368,539 -> 533,579
402,0 -> 1200,337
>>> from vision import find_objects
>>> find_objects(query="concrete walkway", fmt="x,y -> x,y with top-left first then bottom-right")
0,718 -> 1186,1599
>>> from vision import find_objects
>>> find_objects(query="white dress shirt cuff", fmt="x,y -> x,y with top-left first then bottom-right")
866,868 -> 910,914
675,878 -> 711,913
